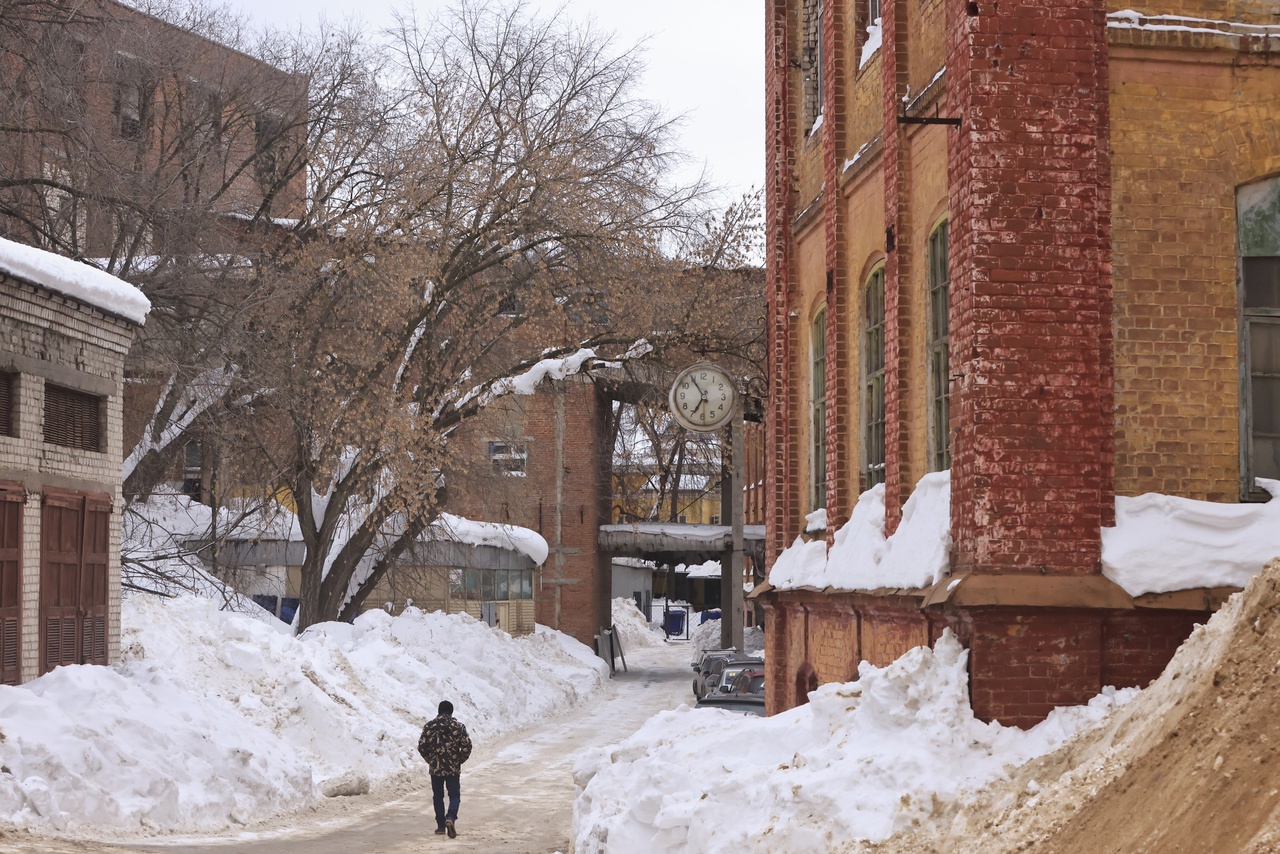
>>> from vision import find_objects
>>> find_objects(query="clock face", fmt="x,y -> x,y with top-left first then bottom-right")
670,363 -> 737,432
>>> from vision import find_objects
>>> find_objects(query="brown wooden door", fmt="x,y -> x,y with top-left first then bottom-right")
0,483 -> 23,685
40,491 -> 111,674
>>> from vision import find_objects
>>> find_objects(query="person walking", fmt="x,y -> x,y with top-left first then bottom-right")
418,700 -> 473,838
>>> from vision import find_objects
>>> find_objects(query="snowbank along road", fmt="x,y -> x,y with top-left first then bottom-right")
0,643 -> 693,854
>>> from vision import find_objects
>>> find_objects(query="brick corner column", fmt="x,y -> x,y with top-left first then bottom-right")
946,0 -> 1115,577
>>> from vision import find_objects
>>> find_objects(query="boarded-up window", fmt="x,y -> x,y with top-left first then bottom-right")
40,492 -> 110,674
0,484 -> 23,685
0,373 -> 12,437
43,384 -> 101,452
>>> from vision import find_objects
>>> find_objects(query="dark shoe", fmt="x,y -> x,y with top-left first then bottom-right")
445,819 -> 456,838
435,828 -> 447,835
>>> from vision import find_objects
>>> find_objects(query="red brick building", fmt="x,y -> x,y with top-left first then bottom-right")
761,0 -> 1280,725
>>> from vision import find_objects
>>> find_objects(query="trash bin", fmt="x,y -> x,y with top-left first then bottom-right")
663,610 -> 686,636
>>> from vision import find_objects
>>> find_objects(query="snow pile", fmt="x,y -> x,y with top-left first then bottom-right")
887,557 -> 1280,852
688,617 -> 763,663
771,472 -> 950,592
1101,478 -> 1280,596
0,235 -> 150,324
0,595 -> 608,835
610,597 -> 665,650
772,472 -> 1280,597
572,631 -> 1131,853
121,490 -> 272,619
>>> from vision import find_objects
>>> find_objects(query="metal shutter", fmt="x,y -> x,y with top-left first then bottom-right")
43,384 -> 101,452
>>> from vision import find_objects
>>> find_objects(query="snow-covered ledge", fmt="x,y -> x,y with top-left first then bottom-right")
768,473 -> 1280,604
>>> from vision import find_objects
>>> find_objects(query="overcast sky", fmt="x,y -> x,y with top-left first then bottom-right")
218,0 -> 765,201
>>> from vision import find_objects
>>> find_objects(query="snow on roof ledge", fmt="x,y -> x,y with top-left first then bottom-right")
432,513 -> 549,566
0,235 -> 150,325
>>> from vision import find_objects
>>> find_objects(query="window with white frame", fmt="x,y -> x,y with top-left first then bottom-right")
488,440 -> 528,476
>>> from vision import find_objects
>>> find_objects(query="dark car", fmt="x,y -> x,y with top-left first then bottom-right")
695,691 -> 766,716
695,654 -> 762,700
726,667 -> 765,696
691,649 -> 738,699
713,661 -> 764,696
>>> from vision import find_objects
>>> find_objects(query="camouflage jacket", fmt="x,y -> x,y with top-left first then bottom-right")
418,714 -> 473,776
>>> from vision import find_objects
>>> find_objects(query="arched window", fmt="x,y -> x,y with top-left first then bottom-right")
927,220 -> 951,472
1239,178 -> 1280,495
863,268 -> 886,488
811,308 -> 827,509
795,662 -> 820,706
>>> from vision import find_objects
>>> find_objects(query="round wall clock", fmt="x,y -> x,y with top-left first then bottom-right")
669,362 -> 737,432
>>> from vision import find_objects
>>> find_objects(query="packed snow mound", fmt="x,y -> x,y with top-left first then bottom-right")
0,595 -> 608,836
1101,477 -> 1280,596
868,557 -> 1280,853
573,631 -> 1131,852
770,472 -> 951,592
688,616 -> 763,664
610,598 -> 665,650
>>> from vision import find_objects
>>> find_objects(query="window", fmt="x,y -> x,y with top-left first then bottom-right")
868,0 -> 882,23
254,111 -> 288,189
927,221 -> 951,471
40,162 -> 86,252
1244,258 -> 1280,482
811,308 -> 827,508
113,55 -> 150,141
43,384 -> 101,452
488,441 -> 528,475
863,268 -> 886,488
0,374 -> 12,438
802,0 -> 824,132
1239,178 -> 1280,493
182,442 -> 203,499
710,514 -> 721,525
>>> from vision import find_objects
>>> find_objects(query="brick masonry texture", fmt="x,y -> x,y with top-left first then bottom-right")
763,0 -> 1280,724
0,273 -> 137,682
448,377 -> 612,649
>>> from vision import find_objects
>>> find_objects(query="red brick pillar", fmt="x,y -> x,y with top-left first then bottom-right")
765,0 -> 800,563
945,0 -> 1115,576
822,0 -> 852,532
881,0 -> 914,533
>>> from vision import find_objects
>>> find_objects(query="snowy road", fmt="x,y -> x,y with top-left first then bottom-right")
4,643 -> 692,854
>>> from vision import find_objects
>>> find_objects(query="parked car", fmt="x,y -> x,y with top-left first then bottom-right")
695,691 -> 765,716
691,648 -> 737,699
725,667 -> 765,697
714,661 -> 764,696
695,654 -> 762,701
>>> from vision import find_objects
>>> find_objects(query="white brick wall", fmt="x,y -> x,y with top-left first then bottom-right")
0,273 -> 137,682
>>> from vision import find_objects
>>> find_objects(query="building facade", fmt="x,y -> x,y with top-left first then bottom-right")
0,251 -> 146,683
762,0 -> 1280,724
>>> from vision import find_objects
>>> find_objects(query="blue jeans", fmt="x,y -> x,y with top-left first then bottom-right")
431,774 -> 460,828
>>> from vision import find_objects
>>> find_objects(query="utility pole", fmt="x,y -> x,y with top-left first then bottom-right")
721,404 -> 745,652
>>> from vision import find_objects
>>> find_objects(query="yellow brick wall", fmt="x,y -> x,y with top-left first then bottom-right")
847,48 -> 883,165
1110,41 -> 1280,500
908,0 -> 947,98
1109,0 -> 1279,22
